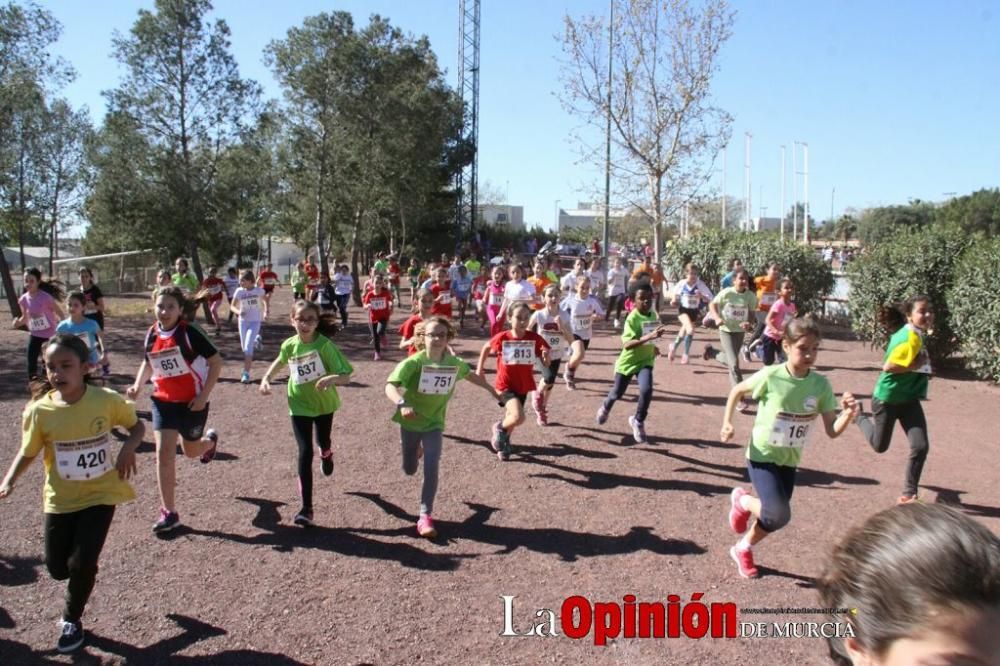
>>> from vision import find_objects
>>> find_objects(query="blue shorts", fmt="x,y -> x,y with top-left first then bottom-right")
151,397 -> 210,442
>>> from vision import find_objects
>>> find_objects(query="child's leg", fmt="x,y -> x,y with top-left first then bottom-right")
501,397 -> 525,434
856,397 -> 897,454
209,300 -> 221,328
419,430 -> 443,516
602,372 -> 632,413
400,428 -> 423,476
44,505 -> 116,623
155,429 -> 180,512
635,366 -> 653,422
371,321 -> 382,353
674,314 -> 693,346
27,335 -> 47,379
614,294 -> 624,320
717,330 -> 745,386
336,294 -> 350,325
290,415 -> 315,511
262,292 -> 271,318
898,401 -> 930,497
761,336 -> 777,366
568,340 -> 586,371
487,306 -> 502,336
742,460 -> 797,548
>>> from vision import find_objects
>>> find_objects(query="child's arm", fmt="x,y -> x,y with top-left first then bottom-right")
95,330 -> 107,363
259,357 -> 287,395
385,382 -> 416,419
720,379 -> 754,442
622,325 -> 667,350
464,369 -> 501,402
114,419 -> 146,480
0,452 -> 36,498
475,341 -> 492,375
708,299 -> 722,323
190,353 -> 222,410
823,392 -> 860,438
125,360 -> 152,400
52,303 -> 66,321
316,371 -> 351,390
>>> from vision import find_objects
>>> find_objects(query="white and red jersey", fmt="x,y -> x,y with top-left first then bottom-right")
143,321 -> 218,403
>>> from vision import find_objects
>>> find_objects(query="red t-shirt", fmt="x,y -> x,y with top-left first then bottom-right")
488,330 -> 549,395
202,276 -> 225,302
471,276 -> 487,300
363,287 -> 393,322
398,314 -> 423,356
431,283 -> 453,318
258,271 -> 279,292
388,262 -> 401,284
304,264 -> 320,291
144,321 -> 218,403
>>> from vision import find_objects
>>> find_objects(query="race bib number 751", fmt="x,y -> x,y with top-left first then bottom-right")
418,365 -> 458,394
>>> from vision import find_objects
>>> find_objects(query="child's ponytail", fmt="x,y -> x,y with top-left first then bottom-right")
25,267 -> 67,301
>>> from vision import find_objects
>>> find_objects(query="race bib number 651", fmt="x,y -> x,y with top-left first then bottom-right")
149,347 -> 188,378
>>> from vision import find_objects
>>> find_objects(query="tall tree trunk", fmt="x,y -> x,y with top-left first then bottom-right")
0,249 -> 21,316
399,202 -> 408,260
350,207 -> 363,306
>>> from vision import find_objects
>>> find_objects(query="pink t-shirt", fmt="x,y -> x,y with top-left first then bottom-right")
764,299 -> 797,340
19,290 -> 59,338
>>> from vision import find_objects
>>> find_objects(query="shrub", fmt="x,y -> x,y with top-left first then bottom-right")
846,225 -> 971,364
949,237 -> 1000,383
663,228 -> 834,314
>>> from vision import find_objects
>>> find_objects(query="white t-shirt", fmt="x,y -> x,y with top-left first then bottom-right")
560,272 -> 584,293
606,267 -> 628,297
533,308 -> 570,361
503,279 -> 536,305
232,287 -> 266,322
587,269 -> 606,294
561,294 -> 606,340
671,279 -> 714,309
334,274 -> 354,296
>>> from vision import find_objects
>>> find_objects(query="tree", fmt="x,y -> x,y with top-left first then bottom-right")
937,188 -> 1000,238
560,0 -> 735,263
831,214 -> 858,243
857,201 -> 935,246
104,0 -> 260,286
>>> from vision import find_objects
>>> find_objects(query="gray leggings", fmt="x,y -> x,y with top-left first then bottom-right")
400,428 -> 443,515
856,397 -> 929,497
714,330 -> 745,386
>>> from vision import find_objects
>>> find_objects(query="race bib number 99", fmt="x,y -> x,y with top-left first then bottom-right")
289,350 -> 326,385
149,347 -> 188,378
502,340 -> 535,365
768,412 -> 815,449
418,364 -> 458,394
544,333 -> 564,359
55,434 -> 112,481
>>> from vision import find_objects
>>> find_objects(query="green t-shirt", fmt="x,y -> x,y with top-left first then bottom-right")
172,272 -> 199,293
387,351 -> 471,432
746,364 -> 837,468
372,260 -> 389,275
873,324 -> 929,404
712,287 -> 758,333
464,259 -> 481,275
615,308 -> 660,377
277,334 -> 354,417
291,270 -> 307,292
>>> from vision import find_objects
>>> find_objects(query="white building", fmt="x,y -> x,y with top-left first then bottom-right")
558,202 -> 630,233
477,204 -> 525,230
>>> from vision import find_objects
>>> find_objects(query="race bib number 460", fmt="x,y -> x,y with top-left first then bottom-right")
289,350 -> 326,385
502,340 -> 535,365
681,293 -> 700,309
149,347 -> 188,378
55,434 -> 112,481
418,364 -> 458,394
768,412 -> 815,449
724,305 -> 748,322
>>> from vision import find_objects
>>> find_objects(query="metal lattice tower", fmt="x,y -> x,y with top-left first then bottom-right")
457,0 -> 480,237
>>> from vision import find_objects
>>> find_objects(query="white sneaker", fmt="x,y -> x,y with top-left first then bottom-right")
613,318 -> 621,329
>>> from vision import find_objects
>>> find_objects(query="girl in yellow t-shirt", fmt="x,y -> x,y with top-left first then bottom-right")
0,334 -> 144,654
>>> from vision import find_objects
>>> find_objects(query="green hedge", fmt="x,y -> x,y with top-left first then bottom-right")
663,228 -> 834,314
949,237 -> 1000,383
846,226 -> 971,364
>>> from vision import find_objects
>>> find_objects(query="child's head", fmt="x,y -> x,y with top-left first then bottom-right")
291,299 -> 339,338
542,283 -> 561,307
630,280 -> 654,314
67,292 -> 87,315
435,267 -> 448,283
227,267 -> 237,278
413,315 -> 456,353
491,266 -> 505,282
207,265 -> 217,277
154,286 -> 201,327
240,270 -> 255,288
777,277 -> 795,299
508,264 -> 524,281
817,503 -> 1000,666
265,263 -> 272,271
23,267 -> 65,299
373,274 -> 385,290
339,264 -> 349,274
590,257 -> 603,271
23,267 -> 41,292
733,268 -> 751,291
158,269 -> 173,285
415,287 -> 435,314
782,316 -> 821,369
684,262 -> 700,281
766,261 -> 781,279
575,275 -> 592,298
458,265 -> 468,277
174,257 -> 189,273
574,258 -> 586,273
880,295 -> 933,335
533,261 -> 545,277
297,260 -> 304,269
614,256 -> 624,269
507,302 -> 533,330
31,334 -> 94,400
79,266 -> 94,284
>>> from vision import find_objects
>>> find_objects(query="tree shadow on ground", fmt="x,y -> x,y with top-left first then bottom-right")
522,457 -> 732,497
446,434 -> 618,460
649,390 -> 729,407
0,605 -> 15,628
0,555 -> 43,588
924,485 -> 1000,519
179,497 -> 469,571
345,492 -> 705,562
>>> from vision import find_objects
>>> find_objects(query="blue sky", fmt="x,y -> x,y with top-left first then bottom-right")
37,0 -> 1000,232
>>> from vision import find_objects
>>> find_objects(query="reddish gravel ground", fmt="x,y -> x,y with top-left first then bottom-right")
1,289 -> 998,665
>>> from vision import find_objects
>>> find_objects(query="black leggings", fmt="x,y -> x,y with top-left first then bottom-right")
857,397 -> 929,497
370,320 -> 388,353
45,504 -> 116,622
602,367 -> 653,422
336,294 -> 351,326
747,460 -> 796,533
27,335 -> 49,379
290,414 -> 333,510
605,294 -> 625,321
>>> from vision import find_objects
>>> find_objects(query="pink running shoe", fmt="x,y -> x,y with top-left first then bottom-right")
730,545 -> 759,579
680,353 -> 690,365
373,352 -> 382,361
729,488 -> 751,534
536,407 -> 548,427
417,515 -> 437,538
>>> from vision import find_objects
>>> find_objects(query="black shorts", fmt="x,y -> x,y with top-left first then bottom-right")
263,286 -> 276,294
151,397 -> 210,441
498,391 -> 528,407
293,291 -> 306,301
572,334 -> 591,351
84,312 -> 105,330
678,307 -> 701,320
541,359 -> 562,385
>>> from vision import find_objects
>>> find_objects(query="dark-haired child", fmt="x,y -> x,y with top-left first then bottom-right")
78,267 -> 111,376
57,293 -> 105,378
13,268 -> 66,380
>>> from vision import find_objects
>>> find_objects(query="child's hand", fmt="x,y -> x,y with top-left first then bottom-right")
259,379 -> 271,395
0,482 -> 12,499
116,447 -> 137,480
189,395 -> 208,412
125,385 -> 140,400
840,392 -> 860,420
315,376 -> 337,391
720,421 -> 735,443
400,406 -> 417,420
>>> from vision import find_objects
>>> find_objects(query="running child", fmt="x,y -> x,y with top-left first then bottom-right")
231,270 -> 265,383
12,267 -> 66,380
855,295 -> 935,505
476,303 -> 550,461
0,334 -> 144,653
223,266 -> 240,324
528,284 -> 572,426
333,265 -> 353,327
560,275 -> 605,390
527,260 -> 552,310
363,273 -> 394,361
259,300 -> 353,526
257,263 -> 280,319
760,278 -> 797,366
605,256 -> 629,328
201,266 -> 226,335
452,265 -> 473,327
587,257 -> 606,300
78,267 -> 111,376
126,287 -> 221,533
559,257 -> 587,295
430,266 -> 453,319
171,257 -> 199,295
704,267 -> 757,410
744,261 -> 781,360
667,262 -> 713,364
312,271 -> 338,317
291,261 -> 308,301
388,255 -> 402,303
720,317 -> 859,579
484,265 -> 506,336
152,269 -> 173,309
385,316 -> 500,537
471,264 -> 490,330
596,281 -> 668,444
56,293 -> 106,380
499,263 -> 537,319
399,288 -> 436,355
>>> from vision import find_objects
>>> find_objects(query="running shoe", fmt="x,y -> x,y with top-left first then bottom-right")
320,449 -> 334,476
153,508 -> 181,533
596,405 -> 609,425
680,353 -> 690,365
563,368 -> 576,391
741,346 -> 752,363
702,344 -> 716,361
667,342 -> 676,362
613,318 -> 621,329
200,429 -> 219,464
536,407 -> 548,427
490,421 -> 504,452
416,514 -> 438,538
628,415 -> 647,444
498,435 -> 512,462
373,352 -> 382,361
293,508 -> 315,527
57,619 -> 85,654
729,488 -> 751,534
730,545 -> 759,579
101,364 -> 111,377
240,371 -> 251,384
897,494 -> 920,505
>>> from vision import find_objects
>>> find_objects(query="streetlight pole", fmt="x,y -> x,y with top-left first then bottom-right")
780,145 -> 786,241
803,142 -> 810,245
602,0 -> 613,258
554,199 -> 561,233
792,141 -> 799,241
744,132 -> 752,232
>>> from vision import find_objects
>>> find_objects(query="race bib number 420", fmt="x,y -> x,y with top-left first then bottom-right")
289,350 -> 326,385
149,347 -> 188,378
502,340 -> 535,365
768,412 -> 815,449
418,364 -> 458,394
55,434 -> 112,481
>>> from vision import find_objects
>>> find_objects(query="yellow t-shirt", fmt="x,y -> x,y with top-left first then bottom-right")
21,386 -> 139,514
